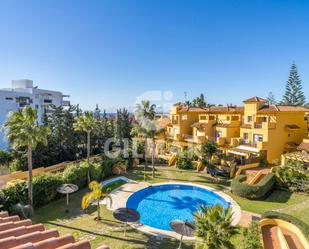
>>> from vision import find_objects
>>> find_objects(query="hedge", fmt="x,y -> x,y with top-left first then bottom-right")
231,173 -> 275,199
261,211 -> 309,241
0,157 -> 123,213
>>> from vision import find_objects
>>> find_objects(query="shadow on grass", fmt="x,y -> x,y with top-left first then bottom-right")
46,221 -> 148,246
263,190 -> 293,204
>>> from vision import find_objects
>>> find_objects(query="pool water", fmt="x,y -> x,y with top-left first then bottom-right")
126,184 -> 229,231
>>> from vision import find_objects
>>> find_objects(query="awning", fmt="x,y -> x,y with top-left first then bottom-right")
236,145 -> 261,153
227,150 -> 247,156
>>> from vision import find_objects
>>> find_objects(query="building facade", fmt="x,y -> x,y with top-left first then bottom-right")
0,80 -> 70,148
162,96 -> 309,164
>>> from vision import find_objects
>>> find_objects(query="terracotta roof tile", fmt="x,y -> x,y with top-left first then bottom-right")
257,105 -> 309,113
191,122 -> 208,128
243,96 -> 267,103
298,141 -> 309,152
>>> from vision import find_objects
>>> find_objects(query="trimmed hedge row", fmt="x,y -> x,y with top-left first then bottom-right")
0,157 -> 120,213
261,211 -> 309,241
231,173 -> 275,199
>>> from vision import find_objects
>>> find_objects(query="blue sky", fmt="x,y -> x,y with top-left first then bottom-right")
0,0 -> 308,112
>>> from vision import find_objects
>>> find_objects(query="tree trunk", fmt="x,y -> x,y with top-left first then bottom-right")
97,199 -> 100,220
144,138 -> 148,181
152,135 -> 155,178
87,131 -> 91,163
28,145 -> 33,208
87,131 -> 91,184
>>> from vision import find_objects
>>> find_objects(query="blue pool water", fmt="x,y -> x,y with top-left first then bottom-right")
126,184 -> 230,231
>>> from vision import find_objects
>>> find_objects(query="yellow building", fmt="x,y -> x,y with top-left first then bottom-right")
191,106 -> 244,147
165,103 -> 207,152
227,96 -> 308,163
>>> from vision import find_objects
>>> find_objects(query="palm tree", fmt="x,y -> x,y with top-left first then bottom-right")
4,106 -> 50,207
74,111 -> 98,163
135,100 -> 164,178
194,205 -> 237,249
81,181 -> 112,220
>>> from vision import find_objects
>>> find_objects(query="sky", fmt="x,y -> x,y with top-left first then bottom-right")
0,0 -> 308,112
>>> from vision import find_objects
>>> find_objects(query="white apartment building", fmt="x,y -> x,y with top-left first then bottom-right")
0,79 -> 70,148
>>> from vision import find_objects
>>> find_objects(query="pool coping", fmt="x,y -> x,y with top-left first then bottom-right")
106,180 -> 241,240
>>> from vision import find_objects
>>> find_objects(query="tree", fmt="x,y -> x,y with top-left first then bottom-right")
0,150 -> 12,167
192,93 -> 207,108
81,181 -> 112,220
200,141 -> 217,166
194,205 -> 237,249
114,108 -> 132,147
74,112 -> 98,164
4,106 -> 50,207
241,222 -> 263,249
282,63 -> 306,106
266,92 -> 276,105
135,100 -> 164,178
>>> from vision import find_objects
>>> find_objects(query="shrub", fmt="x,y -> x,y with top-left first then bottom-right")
9,159 -> 23,172
275,161 -> 309,193
261,211 -> 309,241
90,162 -> 103,181
63,162 -> 89,188
231,173 -> 275,199
176,151 -> 194,170
241,222 -> 263,249
0,180 -> 28,213
101,157 -> 115,179
33,173 -> 63,207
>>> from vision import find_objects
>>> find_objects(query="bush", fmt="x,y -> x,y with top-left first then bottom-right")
176,151 -> 194,170
9,159 -> 23,172
101,157 -> 115,179
33,173 -> 63,207
0,180 -> 28,213
261,211 -> 309,241
231,173 -> 275,199
275,162 -> 309,193
90,162 -> 103,181
242,222 -> 263,249
63,162 -> 89,188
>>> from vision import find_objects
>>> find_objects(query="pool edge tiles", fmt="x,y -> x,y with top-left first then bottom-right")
122,182 -> 241,239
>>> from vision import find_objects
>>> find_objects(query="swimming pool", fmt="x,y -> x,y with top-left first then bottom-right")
126,183 -> 230,231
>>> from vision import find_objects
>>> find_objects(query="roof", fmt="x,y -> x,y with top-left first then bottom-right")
257,105 -> 309,113
205,106 -> 244,114
241,124 -> 252,129
285,124 -> 301,129
178,107 -> 208,113
298,141 -> 309,152
243,96 -> 267,103
191,122 -> 208,128
285,142 -> 299,149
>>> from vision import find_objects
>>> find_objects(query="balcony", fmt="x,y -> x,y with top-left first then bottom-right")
253,122 -> 276,130
183,134 -> 194,143
239,139 -> 267,149
62,100 -> 71,106
167,132 -> 181,140
171,120 -> 179,125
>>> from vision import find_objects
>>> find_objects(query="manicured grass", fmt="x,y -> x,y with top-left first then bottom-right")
33,164 -> 309,249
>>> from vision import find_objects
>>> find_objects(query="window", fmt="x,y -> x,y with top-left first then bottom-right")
5,97 -> 13,100
44,99 -> 52,103
247,116 -> 253,123
243,133 -> 249,140
231,115 -> 239,121
262,117 -> 267,122
253,134 -> 263,142
181,115 -> 187,120
215,131 -> 222,138
200,115 -> 206,120
209,115 -> 215,120
226,116 -> 230,121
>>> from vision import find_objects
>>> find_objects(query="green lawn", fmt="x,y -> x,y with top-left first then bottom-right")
33,164 -> 309,249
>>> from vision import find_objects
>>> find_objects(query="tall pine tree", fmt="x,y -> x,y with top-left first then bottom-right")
282,63 -> 306,106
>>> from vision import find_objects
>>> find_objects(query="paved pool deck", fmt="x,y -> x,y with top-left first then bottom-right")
104,177 -> 242,240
